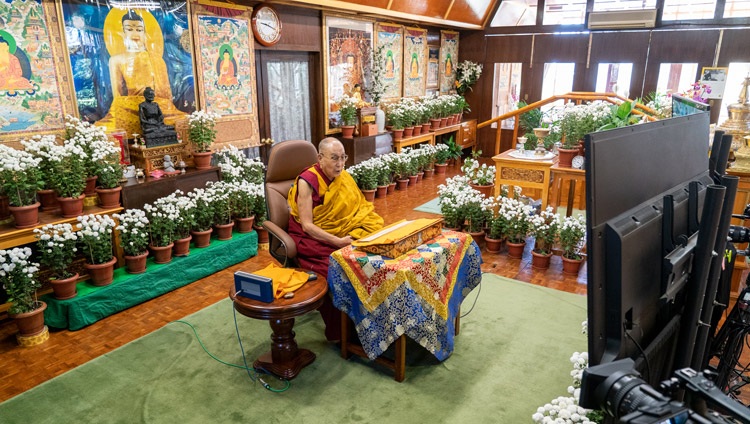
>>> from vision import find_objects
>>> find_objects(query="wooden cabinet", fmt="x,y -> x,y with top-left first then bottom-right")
121,167 -> 221,210
727,168 -> 750,301
458,119 -> 477,149
339,133 -> 393,166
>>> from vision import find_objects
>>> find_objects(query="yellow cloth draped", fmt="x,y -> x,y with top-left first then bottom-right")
252,263 -> 309,299
352,218 -> 442,247
288,166 -> 383,240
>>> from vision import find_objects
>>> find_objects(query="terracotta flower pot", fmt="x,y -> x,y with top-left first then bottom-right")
361,189 -> 376,202
423,169 -> 435,179
10,301 -> 47,337
396,178 -> 409,190
412,125 -> 422,136
193,151 -> 213,170
9,202 -> 40,229
416,171 -> 424,182
562,256 -> 585,275
150,243 -> 174,264
37,189 -> 59,212
392,129 -> 404,141
421,123 -> 431,133
468,230 -> 485,248
50,273 -> 79,300
124,251 -> 148,274
404,127 -> 414,138
430,119 -> 441,131
84,175 -> 98,196
558,147 -> 579,168
470,183 -> 494,198
173,235 -> 192,257
214,222 -> 235,240
56,194 -> 85,218
191,228 -> 213,248
440,117 -> 449,127
387,182 -> 396,194
408,175 -> 418,186
434,163 -> 448,175
96,186 -> 122,209
531,250 -> 553,269
376,185 -> 388,198
0,194 -> 9,220
485,236 -> 503,253
506,241 -> 526,259
254,224 -> 269,244
341,125 -> 355,138
84,256 -> 117,286
235,216 -> 256,233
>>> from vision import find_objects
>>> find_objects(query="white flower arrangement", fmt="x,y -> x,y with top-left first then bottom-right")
225,180 -> 264,219
44,142 -> 87,198
338,95 -> 358,126
530,206 -> 561,255
114,208 -> 150,257
206,181 -> 234,225
1,247 -> 41,314
76,213 -> 116,265
455,60 -> 483,95
188,110 -> 222,153
0,144 -> 43,206
347,157 -> 382,191
215,145 -> 265,184
20,135 -> 59,191
461,156 -> 496,187
559,102 -> 611,148
496,196 -> 534,243
144,195 -> 182,247
64,115 -> 120,177
33,223 -> 78,280
187,187 -> 216,232
560,215 -> 587,260
438,175 -> 485,229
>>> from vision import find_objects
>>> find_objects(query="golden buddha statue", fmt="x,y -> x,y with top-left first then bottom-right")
721,76 -> 750,171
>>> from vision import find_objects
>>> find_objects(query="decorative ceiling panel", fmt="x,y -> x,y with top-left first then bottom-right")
447,0 -> 495,26
389,0 -> 449,19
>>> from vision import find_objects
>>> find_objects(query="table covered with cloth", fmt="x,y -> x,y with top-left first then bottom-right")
328,230 -> 482,361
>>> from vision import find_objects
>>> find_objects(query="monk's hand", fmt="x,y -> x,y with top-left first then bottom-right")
336,235 -> 354,248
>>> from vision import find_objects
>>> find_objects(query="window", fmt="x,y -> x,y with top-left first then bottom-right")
656,63 -> 699,95
718,63 -> 750,124
490,0 -> 538,26
492,63 -> 523,129
541,63 -> 575,113
596,63 -> 633,98
662,0 -> 717,20
724,0 -> 750,17
543,0 -> 587,25
593,0 -> 657,11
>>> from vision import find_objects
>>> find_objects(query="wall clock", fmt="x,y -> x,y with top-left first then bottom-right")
572,155 -> 585,169
251,5 -> 282,47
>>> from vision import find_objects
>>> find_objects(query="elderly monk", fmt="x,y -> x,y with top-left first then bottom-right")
287,137 -> 383,340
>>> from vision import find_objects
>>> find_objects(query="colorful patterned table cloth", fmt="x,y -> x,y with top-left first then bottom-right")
328,230 -> 482,361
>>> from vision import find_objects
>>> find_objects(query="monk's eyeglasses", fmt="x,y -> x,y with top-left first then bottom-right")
322,154 -> 348,162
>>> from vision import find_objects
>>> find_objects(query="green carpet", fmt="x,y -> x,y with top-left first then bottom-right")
414,197 -> 442,214
0,274 -> 586,423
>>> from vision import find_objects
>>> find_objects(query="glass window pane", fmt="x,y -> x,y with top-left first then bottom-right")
662,0 -> 717,20
724,0 -> 750,17
596,63 -> 633,98
543,0 -> 587,25
490,0 -> 538,26
541,63 -> 575,113
656,63 -> 699,95
267,60 -> 312,143
718,63 -> 750,124
491,63 -> 523,129
593,0 -> 657,11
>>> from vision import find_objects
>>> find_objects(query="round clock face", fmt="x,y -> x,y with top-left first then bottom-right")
572,155 -> 585,169
252,6 -> 281,46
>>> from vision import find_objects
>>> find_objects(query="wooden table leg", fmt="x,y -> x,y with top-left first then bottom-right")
341,311 -> 351,359
253,317 -> 316,380
394,334 -> 406,382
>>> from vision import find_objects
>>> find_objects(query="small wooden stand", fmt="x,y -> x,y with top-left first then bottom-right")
129,143 -> 187,174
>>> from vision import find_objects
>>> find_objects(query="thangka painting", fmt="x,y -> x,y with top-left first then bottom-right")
60,1 -> 195,138
195,14 -> 254,115
439,30 -> 459,94
0,0 -> 74,141
402,27 -> 427,98
323,14 -> 373,134
375,23 -> 402,100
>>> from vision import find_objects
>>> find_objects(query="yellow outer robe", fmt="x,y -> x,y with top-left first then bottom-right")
288,166 -> 383,240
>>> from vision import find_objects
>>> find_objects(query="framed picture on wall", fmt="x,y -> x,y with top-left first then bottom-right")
190,0 -> 260,149
323,14 -> 373,134
375,23 -> 403,100
59,0 -> 195,139
403,27 -> 427,97
699,66 -> 728,99
439,30 -> 459,94
426,46 -> 440,90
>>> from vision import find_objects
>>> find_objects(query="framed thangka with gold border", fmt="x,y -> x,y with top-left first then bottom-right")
190,0 -> 259,149
323,14 -> 373,134
375,23 -> 402,100
402,27 -> 427,98
439,30 -> 459,94
59,1 -> 195,138
0,0 -> 75,144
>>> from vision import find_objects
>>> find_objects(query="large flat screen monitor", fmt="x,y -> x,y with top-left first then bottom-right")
585,112 -> 711,385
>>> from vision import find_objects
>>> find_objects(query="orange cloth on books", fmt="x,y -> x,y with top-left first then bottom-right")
252,263 -> 309,299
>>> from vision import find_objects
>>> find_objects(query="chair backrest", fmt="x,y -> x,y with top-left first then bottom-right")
264,140 -> 318,259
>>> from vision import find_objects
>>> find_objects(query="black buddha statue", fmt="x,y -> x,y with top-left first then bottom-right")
139,86 -> 179,147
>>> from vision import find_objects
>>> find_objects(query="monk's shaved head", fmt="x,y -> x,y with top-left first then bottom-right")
318,137 -> 343,155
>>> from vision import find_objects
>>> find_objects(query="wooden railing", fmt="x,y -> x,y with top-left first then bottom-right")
477,92 -> 659,155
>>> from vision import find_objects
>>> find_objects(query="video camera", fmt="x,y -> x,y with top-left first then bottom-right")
579,359 -> 750,423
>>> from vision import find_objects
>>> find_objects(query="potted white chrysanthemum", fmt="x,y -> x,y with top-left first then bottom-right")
529,207 -> 560,270
0,145 -> 43,228
33,223 -> 79,299
560,215 -> 587,275
143,197 -> 179,264
187,187 -> 215,248
215,145 -> 265,184
46,143 -> 87,218
21,135 -> 61,212
227,180 -> 263,233
188,110 -> 221,169
207,181 -> 234,241
2,247 -> 45,338
77,214 -> 117,286
114,208 -> 150,274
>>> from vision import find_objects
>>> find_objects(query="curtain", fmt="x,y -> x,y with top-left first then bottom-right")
267,60 -> 312,144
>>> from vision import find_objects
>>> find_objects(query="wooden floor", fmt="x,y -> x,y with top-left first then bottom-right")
0,160 -> 588,403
